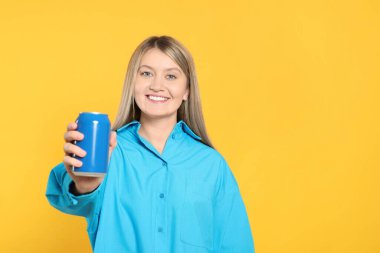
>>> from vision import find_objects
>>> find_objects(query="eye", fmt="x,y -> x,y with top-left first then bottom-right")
140,71 -> 152,77
166,74 -> 177,80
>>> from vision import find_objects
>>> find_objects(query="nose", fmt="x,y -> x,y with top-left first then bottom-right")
149,75 -> 165,91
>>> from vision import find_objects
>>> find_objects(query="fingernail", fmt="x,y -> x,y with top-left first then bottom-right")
76,161 -> 82,166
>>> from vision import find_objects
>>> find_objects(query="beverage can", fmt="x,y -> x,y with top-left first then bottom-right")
71,112 -> 111,177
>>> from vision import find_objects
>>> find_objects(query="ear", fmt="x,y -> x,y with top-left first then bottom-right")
182,88 -> 189,101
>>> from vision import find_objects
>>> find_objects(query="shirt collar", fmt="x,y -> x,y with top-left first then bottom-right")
116,120 -> 202,141
116,120 -> 139,133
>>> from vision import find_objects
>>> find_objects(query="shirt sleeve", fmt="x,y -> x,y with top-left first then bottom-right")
45,162 -> 105,218
214,157 -> 255,252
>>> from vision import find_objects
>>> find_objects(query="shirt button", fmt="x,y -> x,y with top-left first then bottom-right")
162,161 -> 167,167
158,227 -> 163,232
159,193 -> 165,199
171,134 -> 176,139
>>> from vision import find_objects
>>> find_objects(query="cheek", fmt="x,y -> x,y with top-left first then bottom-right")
133,81 -> 145,96
133,84 -> 144,107
171,80 -> 188,97
133,85 -> 139,96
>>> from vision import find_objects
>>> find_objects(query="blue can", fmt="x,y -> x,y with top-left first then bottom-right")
72,112 -> 111,177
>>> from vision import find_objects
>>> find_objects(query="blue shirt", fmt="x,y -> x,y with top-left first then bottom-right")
46,120 -> 255,252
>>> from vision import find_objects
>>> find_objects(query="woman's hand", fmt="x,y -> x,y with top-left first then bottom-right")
62,122 -> 117,195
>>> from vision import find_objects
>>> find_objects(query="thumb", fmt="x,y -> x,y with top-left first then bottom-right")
108,131 -> 117,160
110,131 -> 117,148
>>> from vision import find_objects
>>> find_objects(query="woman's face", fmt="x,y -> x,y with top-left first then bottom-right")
134,48 -> 189,121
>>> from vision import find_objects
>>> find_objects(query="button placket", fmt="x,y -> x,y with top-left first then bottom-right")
154,159 -> 168,252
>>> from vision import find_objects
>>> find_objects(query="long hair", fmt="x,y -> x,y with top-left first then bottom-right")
112,35 -> 214,149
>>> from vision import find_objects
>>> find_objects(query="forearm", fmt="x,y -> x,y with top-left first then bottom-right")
45,162 -> 104,217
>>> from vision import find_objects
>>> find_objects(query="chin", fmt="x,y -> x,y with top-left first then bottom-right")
140,111 -> 177,120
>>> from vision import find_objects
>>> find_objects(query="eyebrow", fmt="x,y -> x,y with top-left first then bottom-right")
138,65 -> 182,74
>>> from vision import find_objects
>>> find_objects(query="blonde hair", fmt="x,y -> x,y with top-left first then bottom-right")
112,35 -> 214,149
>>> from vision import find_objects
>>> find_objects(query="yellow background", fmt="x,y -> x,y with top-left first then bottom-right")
0,0 -> 379,252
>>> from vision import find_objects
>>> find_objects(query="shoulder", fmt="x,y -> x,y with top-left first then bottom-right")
185,137 -> 226,164
187,143 -> 240,197
115,125 -> 137,142
187,139 -> 233,179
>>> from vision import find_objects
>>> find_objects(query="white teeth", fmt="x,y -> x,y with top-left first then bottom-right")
148,95 -> 169,101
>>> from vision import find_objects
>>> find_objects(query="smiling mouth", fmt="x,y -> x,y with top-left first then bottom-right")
146,95 -> 170,102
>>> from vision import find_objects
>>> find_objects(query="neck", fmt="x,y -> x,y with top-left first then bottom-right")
138,115 -> 177,147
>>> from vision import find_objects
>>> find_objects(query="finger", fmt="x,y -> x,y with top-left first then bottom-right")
64,131 -> 84,142
67,122 -> 77,131
63,143 -> 87,157
63,155 -> 83,167
64,162 -> 76,179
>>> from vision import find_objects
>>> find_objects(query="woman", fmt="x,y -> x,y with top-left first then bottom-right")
46,36 -> 255,252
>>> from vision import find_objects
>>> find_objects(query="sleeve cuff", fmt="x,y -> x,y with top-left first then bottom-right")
63,173 -> 102,205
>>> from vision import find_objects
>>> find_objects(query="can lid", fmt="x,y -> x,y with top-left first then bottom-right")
79,112 -> 107,115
